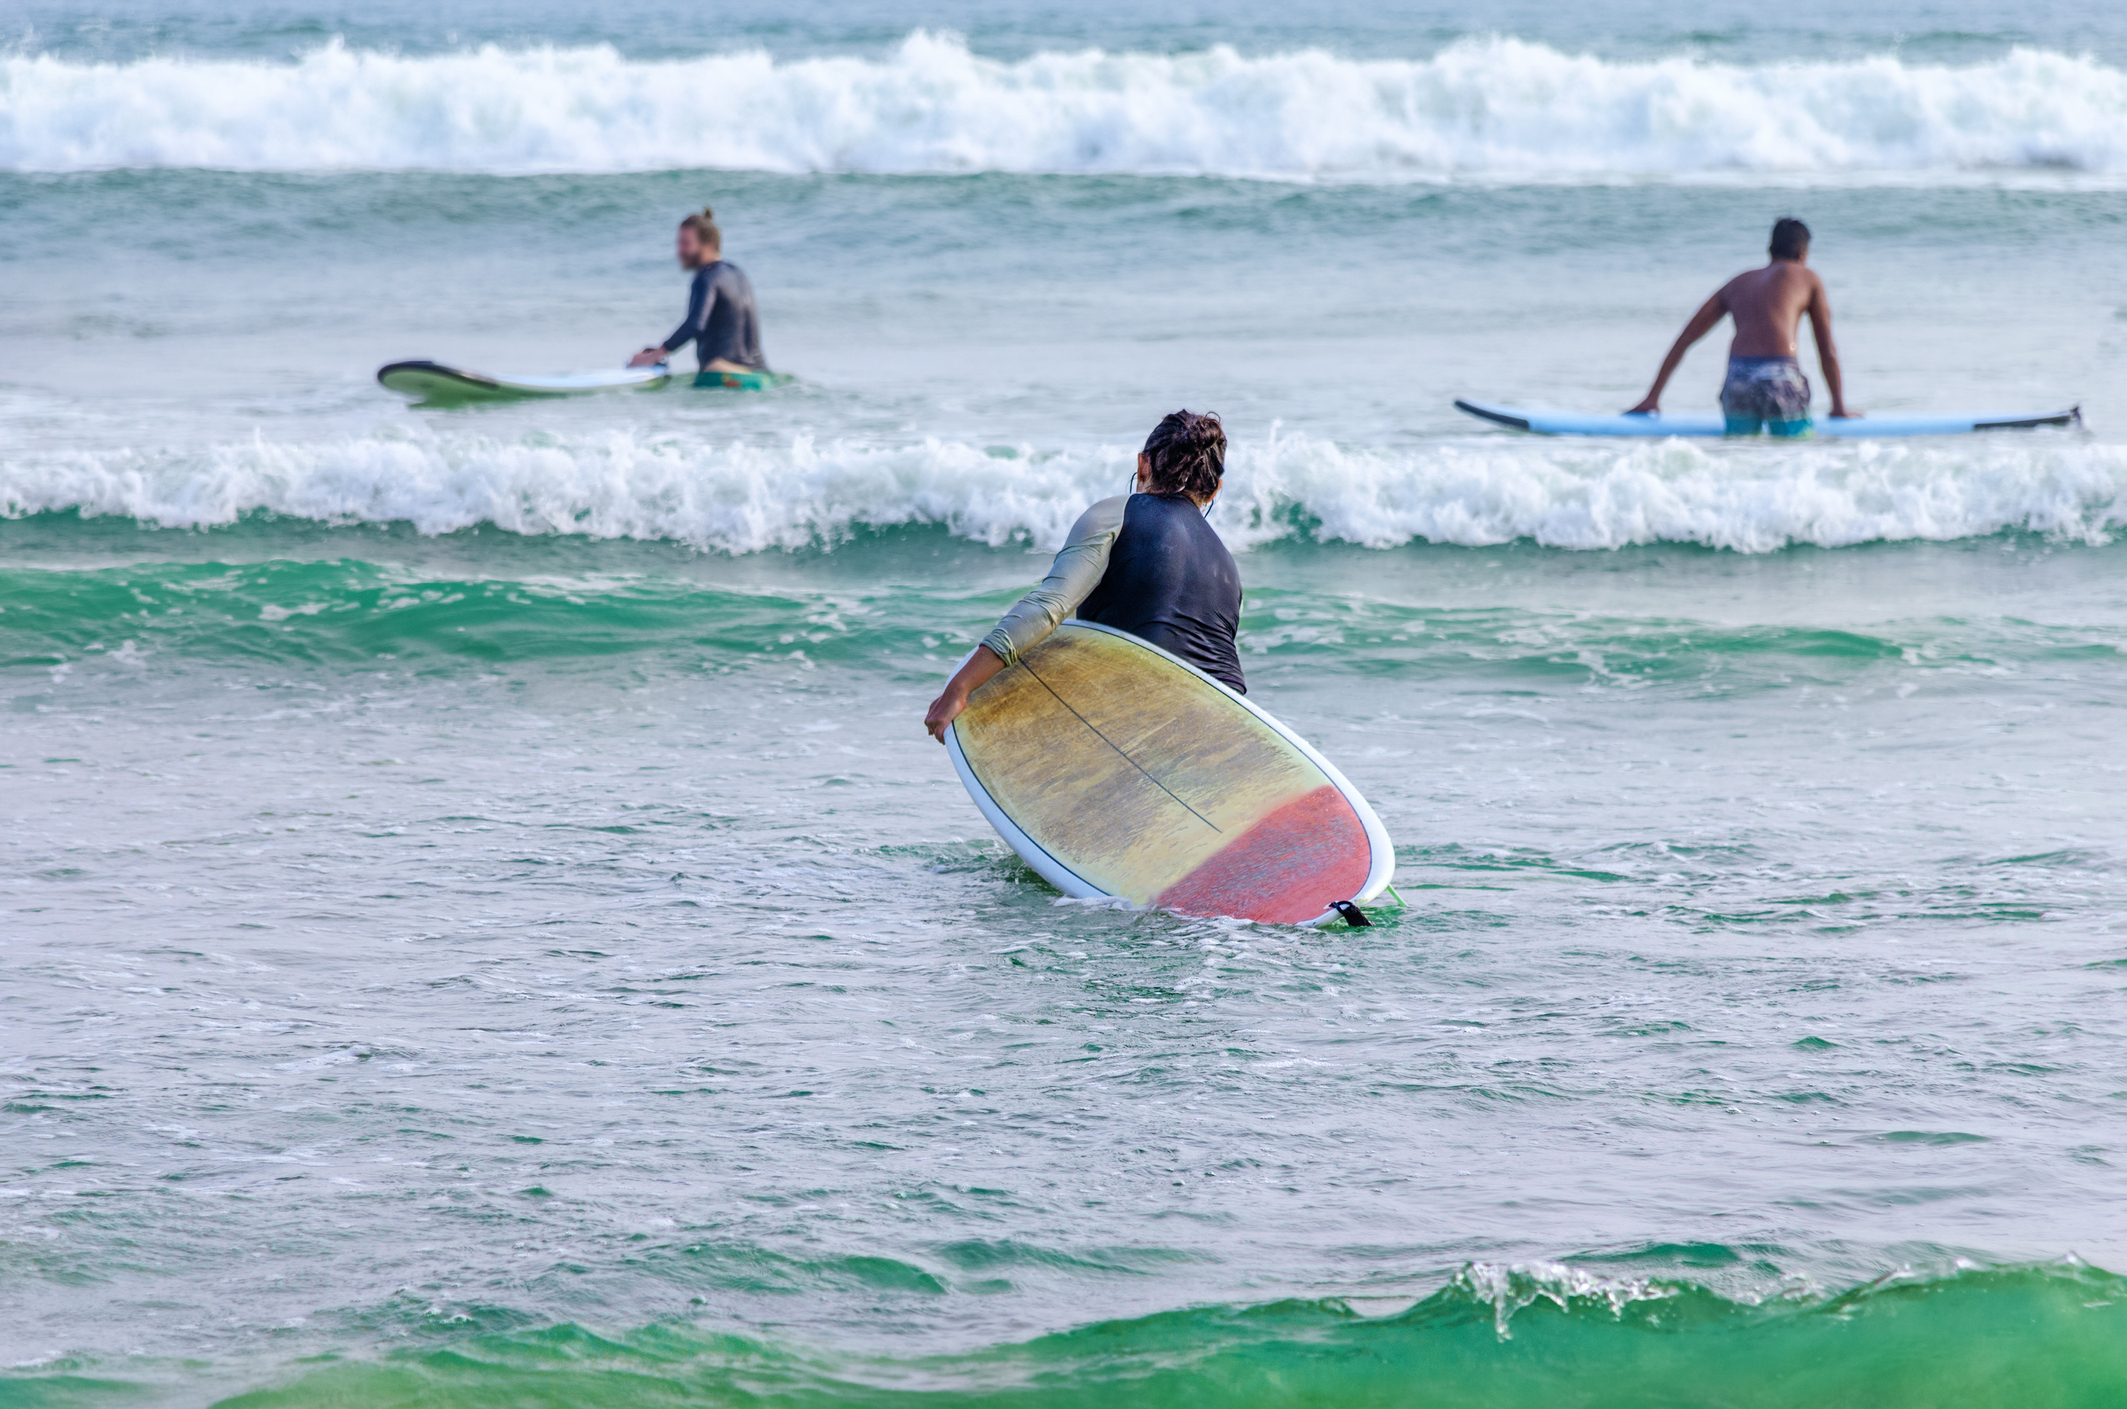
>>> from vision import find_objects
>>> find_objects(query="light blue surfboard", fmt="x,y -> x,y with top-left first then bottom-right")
1455,399 -> 2081,439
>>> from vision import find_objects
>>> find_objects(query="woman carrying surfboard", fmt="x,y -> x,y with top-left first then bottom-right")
926,412 -> 1395,926
925,410 -> 1241,741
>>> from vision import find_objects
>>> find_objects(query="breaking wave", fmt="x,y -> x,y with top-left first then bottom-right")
17,1260 -> 2127,1408
4,34 -> 2125,181
2,424 -> 2120,553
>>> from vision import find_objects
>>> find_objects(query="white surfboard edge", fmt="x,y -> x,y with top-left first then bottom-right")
945,621 -> 1396,927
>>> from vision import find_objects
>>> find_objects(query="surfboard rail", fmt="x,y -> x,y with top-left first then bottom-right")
1972,408 -> 2083,432
1452,399 -> 1533,431
945,621 -> 1395,927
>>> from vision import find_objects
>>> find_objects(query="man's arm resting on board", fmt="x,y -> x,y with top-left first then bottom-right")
1807,277 -> 1860,418
924,496 -> 1127,742
1627,293 -> 1726,415
630,275 -> 714,367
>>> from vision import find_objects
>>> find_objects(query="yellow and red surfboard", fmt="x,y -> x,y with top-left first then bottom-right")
945,622 -> 1393,925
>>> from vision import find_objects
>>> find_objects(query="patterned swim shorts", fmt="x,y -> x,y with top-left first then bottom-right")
1720,356 -> 1813,437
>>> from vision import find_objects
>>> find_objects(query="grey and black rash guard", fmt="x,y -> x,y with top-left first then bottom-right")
982,492 -> 1246,693
662,260 -> 767,371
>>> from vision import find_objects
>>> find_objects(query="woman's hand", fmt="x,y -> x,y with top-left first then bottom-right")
627,347 -> 666,368
924,684 -> 971,741
924,647 -> 1007,743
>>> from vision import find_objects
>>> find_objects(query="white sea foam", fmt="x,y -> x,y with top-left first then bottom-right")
4,426 -> 2121,554
3,34 -> 2125,181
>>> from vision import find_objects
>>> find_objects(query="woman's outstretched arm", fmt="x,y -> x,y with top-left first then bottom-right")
925,647 -> 1007,741
923,495 -> 1127,742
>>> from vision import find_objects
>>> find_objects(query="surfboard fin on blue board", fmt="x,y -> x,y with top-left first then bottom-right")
1330,901 -> 1371,927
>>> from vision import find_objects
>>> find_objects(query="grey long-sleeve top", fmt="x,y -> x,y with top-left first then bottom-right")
979,492 -> 1247,693
661,260 -> 767,371
980,495 -> 1128,667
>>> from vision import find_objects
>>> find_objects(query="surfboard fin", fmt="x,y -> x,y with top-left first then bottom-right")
1330,900 -> 1371,927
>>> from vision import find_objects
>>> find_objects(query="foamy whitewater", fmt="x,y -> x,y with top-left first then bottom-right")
6,34 -> 2127,180
7,0 -> 2127,1404
7,429 -> 2126,553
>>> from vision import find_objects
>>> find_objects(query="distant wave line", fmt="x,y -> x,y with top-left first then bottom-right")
2,33 -> 2125,181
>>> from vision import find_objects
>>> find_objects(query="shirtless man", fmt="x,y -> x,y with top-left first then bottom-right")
628,205 -> 768,375
1628,218 -> 1858,436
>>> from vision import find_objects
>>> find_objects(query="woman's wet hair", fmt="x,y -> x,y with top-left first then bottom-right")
1141,410 -> 1226,501
1770,216 -> 1810,260
680,205 -> 721,252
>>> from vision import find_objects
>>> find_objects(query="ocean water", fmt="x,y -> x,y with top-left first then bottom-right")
5,0 -> 2127,1404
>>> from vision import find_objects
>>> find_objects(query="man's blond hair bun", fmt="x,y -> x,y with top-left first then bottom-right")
680,206 -> 721,250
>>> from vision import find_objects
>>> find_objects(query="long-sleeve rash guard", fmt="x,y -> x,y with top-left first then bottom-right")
662,261 -> 767,371
981,492 -> 1245,693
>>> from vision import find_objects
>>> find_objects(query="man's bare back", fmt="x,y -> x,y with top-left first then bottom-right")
1628,218 -> 1857,428
1720,261 -> 1822,359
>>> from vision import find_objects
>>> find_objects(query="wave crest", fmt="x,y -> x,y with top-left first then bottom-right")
3,426 -> 2121,553
4,34 -> 2125,181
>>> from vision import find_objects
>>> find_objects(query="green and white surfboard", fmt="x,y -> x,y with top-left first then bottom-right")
377,360 -> 793,407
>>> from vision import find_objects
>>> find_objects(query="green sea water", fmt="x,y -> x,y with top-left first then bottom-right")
9,517 -> 2127,1405
10,1264 -> 2112,1408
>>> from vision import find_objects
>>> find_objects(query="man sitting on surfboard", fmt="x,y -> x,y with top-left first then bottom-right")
628,206 -> 768,374
1627,218 -> 1859,435
925,410 -> 1241,741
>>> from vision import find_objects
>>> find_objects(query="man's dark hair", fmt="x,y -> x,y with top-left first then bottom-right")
1142,410 -> 1226,500
1770,217 -> 1811,260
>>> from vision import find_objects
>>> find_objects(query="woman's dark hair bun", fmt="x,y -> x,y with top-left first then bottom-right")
1140,410 -> 1226,501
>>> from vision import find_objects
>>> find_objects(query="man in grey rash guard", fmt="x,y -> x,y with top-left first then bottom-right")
628,206 -> 768,373
925,411 -> 1242,742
